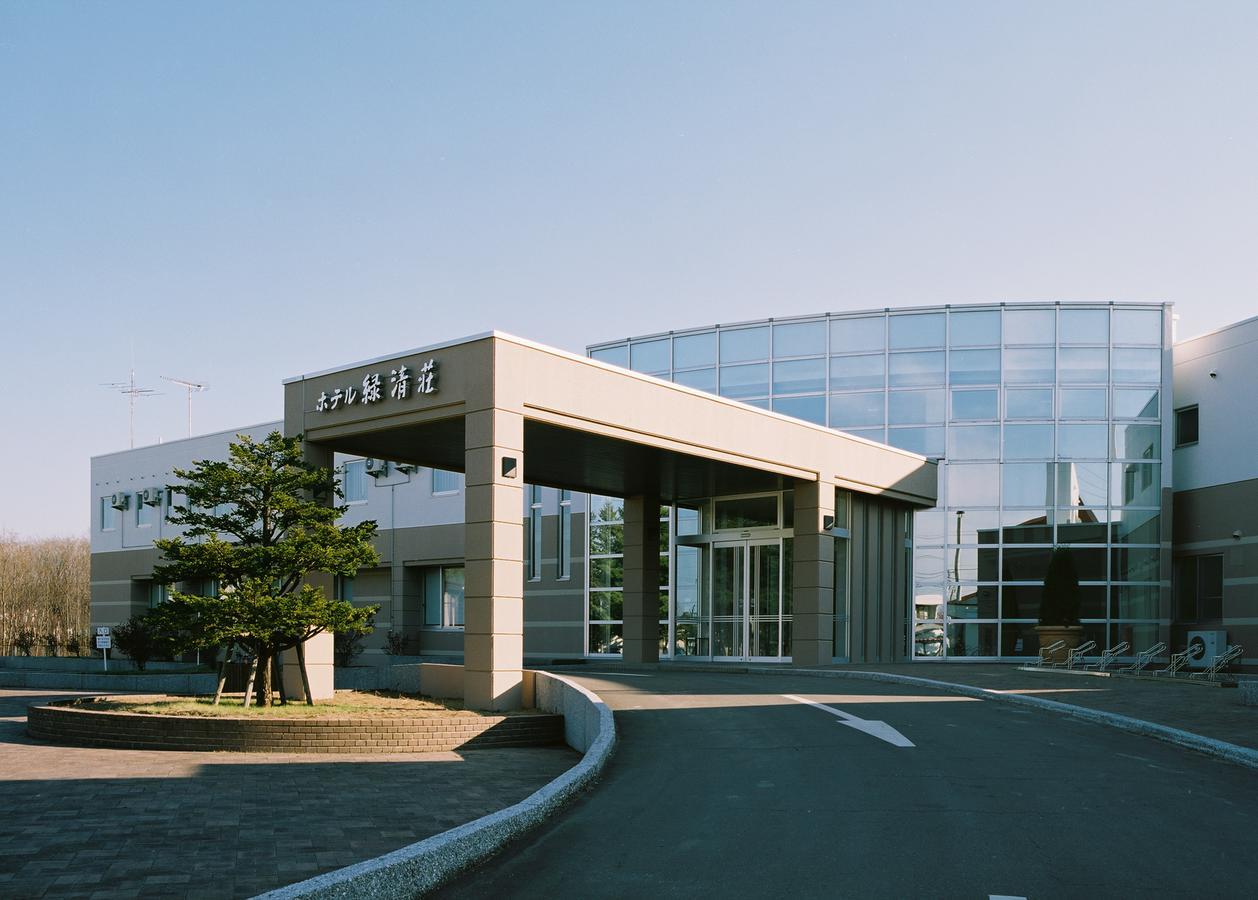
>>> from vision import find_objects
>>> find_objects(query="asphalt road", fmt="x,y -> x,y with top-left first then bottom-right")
435,669 -> 1258,900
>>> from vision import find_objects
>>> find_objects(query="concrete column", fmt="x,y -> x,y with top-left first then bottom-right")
463,406 -> 525,710
282,440 -> 335,700
792,478 -> 835,666
622,492 -> 661,664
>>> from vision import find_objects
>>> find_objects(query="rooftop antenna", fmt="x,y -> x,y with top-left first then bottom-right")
103,367 -> 160,448
161,375 -> 209,438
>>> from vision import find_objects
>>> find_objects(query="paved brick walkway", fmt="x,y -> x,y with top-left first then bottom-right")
0,689 -> 578,899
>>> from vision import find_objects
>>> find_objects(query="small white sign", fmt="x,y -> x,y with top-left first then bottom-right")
96,626 -> 111,636
95,636 -> 112,650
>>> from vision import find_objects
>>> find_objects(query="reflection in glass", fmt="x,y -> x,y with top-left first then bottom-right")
773,357 -> 826,394
673,367 -> 717,392
830,392 -> 884,427
889,351 -> 945,387
1005,424 -> 1055,459
1004,348 -> 1055,383
772,394 -> 826,425
949,310 -> 1000,346
945,547 -> 999,581
831,316 -> 885,354
1114,388 -> 1159,419
588,623 -> 623,655
956,510 -> 1001,544
945,464 -> 1000,507
590,345 -> 628,367
889,389 -> 945,424
673,331 -> 717,369
889,313 -> 945,349
949,349 -> 1000,385
844,426 -> 885,442
1113,546 -> 1160,582
720,327 -> 769,363
914,510 -> 946,544
1111,584 -> 1159,619
1057,462 -> 1107,508
1001,621 -> 1040,656
1003,545 -> 1052,581
772,321 -> 826,358
714,496 -> 778,529
1112,348 -> 1161,383
719,363 -> 770,399
1113,423 -> 1160,460
1006,388 -> 1053,419
1004,308 -> 1055,344
1113,308 -> 1162,344
1003,463 -> 1054,506
1059,308 -> 1110,344
1058,347 -> 1108,383
830,353 -> 885,390
915,548 -> 945,581
952,389 -> 998,420
948,425 -> 999,460
947,585 -> 998,618
1111,463 -> 1160,506
947,622 -> 998,657
1002,587 -> 1041,621
1060,388 -> 1107,419
887,426 -> 945,457
1110,508 -> 1159,544
1001,512 -> 1053,545
630,339 -> 670,374
1058,423 -> 1109,459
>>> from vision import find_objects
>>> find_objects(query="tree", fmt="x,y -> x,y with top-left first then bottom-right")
112,613 -> 172,672
1040,546 -> 1081,626
152,431 -> 379,706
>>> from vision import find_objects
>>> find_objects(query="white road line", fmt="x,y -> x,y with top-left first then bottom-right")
576,671 -> 654,678
782,694 -> 915,748
989,895 -> 1028,899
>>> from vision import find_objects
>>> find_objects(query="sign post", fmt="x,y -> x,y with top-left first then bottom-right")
96,626 -> 112,672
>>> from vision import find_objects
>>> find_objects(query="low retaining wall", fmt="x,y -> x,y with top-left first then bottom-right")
1241,681 -> 1258,708
27,700 -> 563,753
1,670 -> 218,694
0,656 -> 205,673
257,669 -> 615,899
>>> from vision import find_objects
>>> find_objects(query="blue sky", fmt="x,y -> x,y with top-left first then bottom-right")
2,1 -> 1255,537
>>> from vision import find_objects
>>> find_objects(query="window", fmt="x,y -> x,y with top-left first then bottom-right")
673,331 -> 717,369
1174,554 -> 1222,621
431,468 -> 461,495
630,339 -> 670,375
719,327 -> 769,363
334,576 -> 354,602
343,460 -> 368,502
528,485 -> 543,580
557,490 -> 572,579
136,496 -> 157,528
1175,405 -> 1199,447
589,345 -> 628,367
147,581 -> 167,609
100,497 -> 117,532
423,566 -> 465,628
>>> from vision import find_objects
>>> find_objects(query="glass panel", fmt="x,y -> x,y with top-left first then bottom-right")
1003,348 -> 1055,383
1113,423 -> 1160,460
1003,463 -> 1054,506
830,353 -> 885,390
1001,511 -> 1053,545
1059,308 -> 1110,344
942,547 -> 1000,582
1062,548 -> 1108,582
1114,387 -> 1159,419
889,389 -> 945,424
949,349 -> 1000,385
1005,388 -> 1053,419
772,394 -> 826,425
1001,586 -> 1041,621
947,584 -> 998,619
914,510 -> 946,544
743,397 -> 771,410
889,313 -> 945,349
1001,621 -> 1040,657
1004,424 -> 1054,459
1111,462 -> 1160,506
719,363 -> 770,399
673,367 -> 717,392
588,590 -> 623,621
952,509 -> 1000,544
831,315 -> 885,354
589,557 -> 624,589
914,582 -> 945,624
1113,308 -> 1162,344
889,351 -> 945,387
1058,348 -> 1109,384
1113,546 -> 1161,582
772,321 -> 826,358
423,568 -> 441,626
948,425 -> 999,460
720,327 -> 769,363
887,426 -> 945,457
844,426 -> 886,442
1002,546 -> 1053,584
1111,584 -> 1160,619
590,345 -> 628,367
947,623 -> 998,657
914,620 -> 946,657
1057,462 -> 1108,509
589,524 -> 624,554
951,388 -> 998,420
673,332 -> 717,369
630,339 -> 670,374
444,567 -> 465,626
1058,423 -> 1109,459
949,309 -> 1000,346
588,623 -> 623,655
1060,388 -> 1107,419
1112,348 -> 1161,383
1111,508 -> 1160,544
712,544 -> 744,657
677,505 -> 702,536
750,543 -> 782,657
915,548 -> 946,582
1056,510 -> 1109,544
1004,308 -> 1055,345
714,496 -> 778,529
773,357 -> 826,394
945,464 -> 999,507
830,392 -> 884,427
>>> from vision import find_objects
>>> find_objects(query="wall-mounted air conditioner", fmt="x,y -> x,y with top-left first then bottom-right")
365,458 -> 388,477
1185,630 -> 1228,668
142,487 -> 163,506
395,462 -> 417,474
110,492 -> 130,510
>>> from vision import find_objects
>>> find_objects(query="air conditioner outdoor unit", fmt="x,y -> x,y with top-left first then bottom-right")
143,487 -> 163,506
110,492 -> 130,510
365,458 -> 388,477
1185,630 -> 1228,668
395,462 -> 417,474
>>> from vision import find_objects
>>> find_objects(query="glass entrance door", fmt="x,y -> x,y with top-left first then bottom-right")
711,540 -> 787,660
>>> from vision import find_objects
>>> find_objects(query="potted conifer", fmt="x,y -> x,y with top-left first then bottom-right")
1036,546 -> 1084,664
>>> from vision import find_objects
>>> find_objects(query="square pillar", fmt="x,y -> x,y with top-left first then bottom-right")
792,479 -> 835,666
623,492 -> 661,664
463,407 -> 525,710
283,440 -> 335,700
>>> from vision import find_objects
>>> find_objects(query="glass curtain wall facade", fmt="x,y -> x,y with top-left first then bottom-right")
589,303 -> 1171,660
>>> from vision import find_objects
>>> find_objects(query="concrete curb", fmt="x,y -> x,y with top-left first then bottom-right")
252,671 -> 616,899
748,666 -> 1258,770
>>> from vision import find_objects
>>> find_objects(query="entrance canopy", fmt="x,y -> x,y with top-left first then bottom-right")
283,332 -> 937,709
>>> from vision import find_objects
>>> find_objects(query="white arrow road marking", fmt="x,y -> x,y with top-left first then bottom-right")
782,694 -> 915,748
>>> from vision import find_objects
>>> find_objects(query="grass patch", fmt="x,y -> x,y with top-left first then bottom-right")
77,690 -> 480,718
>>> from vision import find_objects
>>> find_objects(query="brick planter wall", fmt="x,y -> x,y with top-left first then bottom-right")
27,699 -> 564,753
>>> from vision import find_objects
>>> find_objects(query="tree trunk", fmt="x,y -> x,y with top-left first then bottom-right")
274,654 -> 288,705
213,645 -> 230,706
256,650 -> 272,707
243,655 -> 259,709
296,639 -> 314,706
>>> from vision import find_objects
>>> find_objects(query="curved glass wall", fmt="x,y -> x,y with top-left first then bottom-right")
590,303 -> 1171,660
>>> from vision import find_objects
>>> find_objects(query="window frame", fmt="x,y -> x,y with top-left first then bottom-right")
1174,404 -> 1199,448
